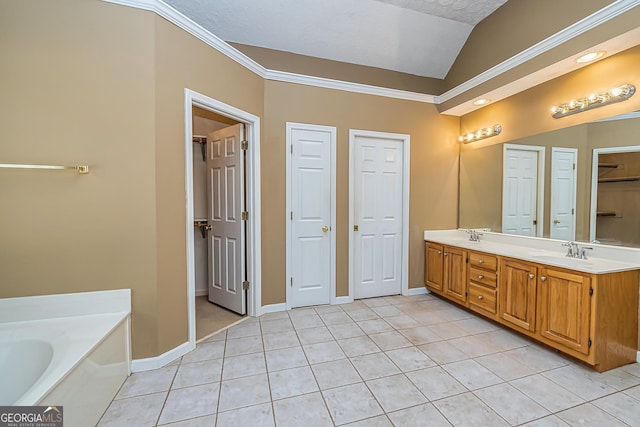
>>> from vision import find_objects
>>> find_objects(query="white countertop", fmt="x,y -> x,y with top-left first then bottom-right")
424,229 -> 640,274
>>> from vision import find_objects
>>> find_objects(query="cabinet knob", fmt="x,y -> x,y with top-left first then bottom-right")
478,259 -> 484,264
478,295 -> 484,300
437,251 -> 442,254
540,276 -> 547,281
478,275 -> 484,280
444,253 -> 448,256
528,273 -> 535,279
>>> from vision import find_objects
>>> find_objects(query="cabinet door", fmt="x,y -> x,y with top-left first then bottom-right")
425,242 -> 444,291
538,268 -> 591,355
500,259 -> 537,332
444,246 -> 467,303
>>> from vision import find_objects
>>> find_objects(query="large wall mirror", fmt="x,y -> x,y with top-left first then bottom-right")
459,112 -> 640,248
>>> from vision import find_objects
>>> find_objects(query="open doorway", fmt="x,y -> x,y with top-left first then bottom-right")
192,107 -> 244,340
184,89 -> 262,349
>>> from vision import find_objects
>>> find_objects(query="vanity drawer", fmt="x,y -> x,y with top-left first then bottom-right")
469,266 -> 497,288
468,283 -> 497,315
469,252 -> 498,271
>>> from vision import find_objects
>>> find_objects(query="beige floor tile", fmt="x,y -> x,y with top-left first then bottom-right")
262,330 -> 300,351
343,415 -> 393,426
224,335 -> 263,357
226,321 -> 261,339
593,392 -> 640,425
322,382 -> 384,425
215,403 -> 274,427
475,351 -> 538,380
218,374 -> 270,412
519,415 -> 570,427
433,392 -> 510,427
385,346 -> 436,372
302,341 -> 347,364
371,305 -> 403,318
452,317 -> 500,335
268,365 -> 319,400
543,364 -> 619,400
314,304 -> 344,315
319,311 -> 353,325
502,345 -> 569,372
366,374 -> 428,412
99,392 -> 167,426
398,326 -> 443,345
260,318 -> 294,335
157,414 -> 216,426
624,384 -> 640,401
310,359 -> 362,390
327,322 -> 366,339
273,392 -> 333,427
158,383 -> 219,425
448,334 -> 499,358
357,319 -> 394,334
419,341 -> 469,364
265,346 -> 308,372
350,352 -> 401,380
368,331 -> 412,351
437,307 -> 474,322
181,340 -> 225,364
259,311 -> 290,321
173,359 -> 222,389
442,359 -> 502,391
557,403 -> 628,426
429,321 -> 471,340
288,307 -> 317,319
387,403 -> 452,427
337,335 -> 381,357
409,310 -> 447,325
115,365 -> 177,399
290,313 -> 324,330
482,329 -> 530,352
346,308 -> 380,322
510,374 -> 585,413
361,297 -> 392,308
222,352 -> 266,380
474,383 -> 549,425
406,366 -> 467,401
383,314 -> 420,330
296,325 -> 334,345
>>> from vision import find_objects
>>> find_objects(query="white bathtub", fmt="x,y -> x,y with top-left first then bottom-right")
0,290 -> 131,427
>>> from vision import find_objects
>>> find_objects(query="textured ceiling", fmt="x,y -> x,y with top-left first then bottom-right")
164,0 -> 508,78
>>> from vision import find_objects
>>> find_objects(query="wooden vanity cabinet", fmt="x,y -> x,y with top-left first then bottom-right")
467,251 -> 499,320
500,258 -> 538,333
424,242 -> 467,303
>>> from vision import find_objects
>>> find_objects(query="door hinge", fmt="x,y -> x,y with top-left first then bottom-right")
290,144 -> 293,154
573,163 -> 576,170
241,140 -> 248,150
572,208 -> 575,215
242,281 -> 250,290
589,287 -> 593,296
588,338 -> 592,347
242,211 -> 249,221
290,277 -> 293,287
533,219 -> 537,225
290,211 -> 293,221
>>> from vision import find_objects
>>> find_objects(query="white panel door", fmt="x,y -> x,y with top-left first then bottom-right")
354,136 -> 403,299
550,147 -> 577,240
290,127 -> 332,308
503,148 -> 539,237
207,124 -> 245,315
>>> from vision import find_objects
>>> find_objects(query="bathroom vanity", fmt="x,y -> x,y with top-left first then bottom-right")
424,229 -> 640,372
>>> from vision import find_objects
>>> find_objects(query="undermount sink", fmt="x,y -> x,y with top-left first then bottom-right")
529,254 -> 594,266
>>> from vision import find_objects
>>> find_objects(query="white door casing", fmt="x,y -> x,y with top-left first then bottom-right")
286,123 -> 336,309
349,130 -> 410,300
207,124 -> 246,314
550,147 -> 577,241
502,144 -> 545,237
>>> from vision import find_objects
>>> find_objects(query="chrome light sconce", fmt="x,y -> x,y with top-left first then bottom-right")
551,84 -> 635,119
458,124 -> 502,144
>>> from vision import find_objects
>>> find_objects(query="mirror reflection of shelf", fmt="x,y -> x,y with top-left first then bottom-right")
598,176 -> 640,183
596,211 -> 618,217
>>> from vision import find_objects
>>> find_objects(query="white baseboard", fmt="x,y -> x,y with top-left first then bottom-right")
261,303 -> 287,315
405,287 -> 428,296
195,289 -> 208,297
333,296 -> 353,305
131,341 -> 194,373
637,351 -> 640,363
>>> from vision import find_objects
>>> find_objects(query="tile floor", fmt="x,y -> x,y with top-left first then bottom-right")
98,294 -> 640,426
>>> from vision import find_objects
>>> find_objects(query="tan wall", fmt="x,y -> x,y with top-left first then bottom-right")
0,1 -> 159,357
262,82 -> 459,303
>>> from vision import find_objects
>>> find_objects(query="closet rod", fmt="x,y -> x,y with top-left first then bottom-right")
0,163 -> 89,174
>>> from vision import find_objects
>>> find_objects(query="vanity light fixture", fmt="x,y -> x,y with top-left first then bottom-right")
576,51 -> 606,64
473,98 -> 491,106
458,124 -> 502,144
550,84 -> 635,119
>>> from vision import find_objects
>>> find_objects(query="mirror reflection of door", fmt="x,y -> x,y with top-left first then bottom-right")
591,146 -> 640,246
550,147 -> 577,241
502,144 -> 545,237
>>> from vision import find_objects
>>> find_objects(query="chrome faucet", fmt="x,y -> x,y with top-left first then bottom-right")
562,241 -> 593,260
466,229 -> 482,242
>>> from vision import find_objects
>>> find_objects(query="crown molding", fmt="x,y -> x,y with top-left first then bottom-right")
102,0 -> 637,108
436,0 -> 640,104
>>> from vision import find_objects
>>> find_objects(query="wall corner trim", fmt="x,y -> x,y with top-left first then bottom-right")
131,341 -> 193,373
333,296 -> 354,305
405,287 -> 429,296
261,303 -> 287,315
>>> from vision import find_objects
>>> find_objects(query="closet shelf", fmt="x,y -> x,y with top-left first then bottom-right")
598,176 -> 640,183
596,211 -> 617,217
598,163 -> 619,168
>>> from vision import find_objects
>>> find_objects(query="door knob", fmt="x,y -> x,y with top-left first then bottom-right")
322,226 -> 329,232
554,219 -> 561,224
